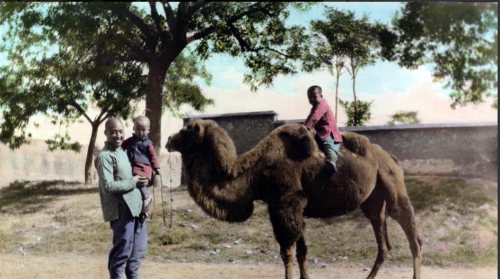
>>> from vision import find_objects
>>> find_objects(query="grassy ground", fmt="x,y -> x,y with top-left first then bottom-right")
0,176 -> 497,268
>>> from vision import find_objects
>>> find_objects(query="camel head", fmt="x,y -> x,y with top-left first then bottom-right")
166,118 -> 216,154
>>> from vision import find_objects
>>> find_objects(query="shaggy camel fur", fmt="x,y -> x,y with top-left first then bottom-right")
166,119 -> 422,279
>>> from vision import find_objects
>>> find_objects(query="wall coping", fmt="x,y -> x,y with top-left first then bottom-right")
274,119 -> 498,131
183,110 -> 279,120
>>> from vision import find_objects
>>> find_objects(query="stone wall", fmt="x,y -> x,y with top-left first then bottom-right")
275,120 -> 498,181
1,111 -> 497,188
0,139 -> 182,188
183,111 -> 278,155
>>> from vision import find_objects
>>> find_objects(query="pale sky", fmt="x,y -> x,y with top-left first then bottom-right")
0,2 -> 497,153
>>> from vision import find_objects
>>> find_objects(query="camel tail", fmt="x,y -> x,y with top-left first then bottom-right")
390,153 -> 404,177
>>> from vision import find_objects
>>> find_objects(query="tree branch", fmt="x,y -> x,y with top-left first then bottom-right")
161,2 -> 175,32
176,2 -> 188,19
184,2 -> 211,22
229,24 -> 248,52
58,96 -> 93,125
322,59 -> 333,66
149,2 -> 164,35
186,3 -> 276,44
111,31 -> 149,58
97,53 -> 149,64
187,26 -> 216,43
99,113 -> 110,125
116,6 -> 156,46
96,106 -> 109,123
95,35 -> 149,63
229,23 -> 291,59
227,2 -> 275,24
70,99 -> 93,124
344,61 -> 353,76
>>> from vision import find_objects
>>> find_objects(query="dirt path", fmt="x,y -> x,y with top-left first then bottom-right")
1,253 -> 496,279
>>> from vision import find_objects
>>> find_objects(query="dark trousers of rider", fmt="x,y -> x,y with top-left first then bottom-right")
318,133 -> 341,165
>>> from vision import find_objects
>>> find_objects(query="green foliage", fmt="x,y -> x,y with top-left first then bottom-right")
387,111 -> 420,125
0,2 -> 314,92
389,3 -> 498,108
184,2 -> 314,91
1,2 -> 315,153
45,119 -> 82,152
0,3 -> 215,150
0,45 -> 146,149
339,99 -> 373,127
306,8 -> 382,125
163,50 -> 214,118
305,8 -> 383,73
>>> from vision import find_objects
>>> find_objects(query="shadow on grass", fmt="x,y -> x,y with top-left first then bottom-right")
404,177 -> 494,214
317,176 -> 495,225
0,180 -> 98,214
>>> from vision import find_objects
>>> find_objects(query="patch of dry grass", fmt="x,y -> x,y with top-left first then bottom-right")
0,177 -> 497,268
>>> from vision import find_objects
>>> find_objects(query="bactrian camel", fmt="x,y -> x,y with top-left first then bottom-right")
166,119 -> 422,279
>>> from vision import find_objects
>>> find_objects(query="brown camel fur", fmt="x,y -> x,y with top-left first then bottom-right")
166,119 -> 423,279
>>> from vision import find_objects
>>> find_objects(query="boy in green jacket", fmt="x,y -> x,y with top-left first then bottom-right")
95,117 -> 149,279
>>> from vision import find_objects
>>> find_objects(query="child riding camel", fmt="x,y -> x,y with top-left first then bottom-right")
303,85 -> 343,174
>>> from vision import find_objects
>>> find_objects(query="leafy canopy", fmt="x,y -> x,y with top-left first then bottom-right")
387,3 -> 498,108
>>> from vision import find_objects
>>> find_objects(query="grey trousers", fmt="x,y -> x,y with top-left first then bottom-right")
109,202 -> 147,279
320,134 -> 341,164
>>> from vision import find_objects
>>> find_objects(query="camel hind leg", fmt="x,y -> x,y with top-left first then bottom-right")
388,194 -> 423,279
360,192 -> 390,279
381,171 -> 422,279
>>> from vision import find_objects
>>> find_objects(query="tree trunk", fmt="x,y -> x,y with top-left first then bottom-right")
352,73 -> 358,126
84,122 -> 100,185
335,71 -> 340,125
145,61 -> 170,156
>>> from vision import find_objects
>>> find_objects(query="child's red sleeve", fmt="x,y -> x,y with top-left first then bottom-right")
303,101 -> 327,129
147,144 -> 161,169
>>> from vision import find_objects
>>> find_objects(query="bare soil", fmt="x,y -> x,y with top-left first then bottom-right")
0,177 -> 497,279
0,253 -> 497,279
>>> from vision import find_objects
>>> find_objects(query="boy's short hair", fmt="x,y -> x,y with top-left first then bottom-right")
307,85 -> 322,95
133,115 -> 150,125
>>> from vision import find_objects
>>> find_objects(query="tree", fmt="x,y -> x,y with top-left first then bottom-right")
162,50 -> 214,118
303,8 -> 348,124
384,3 -> 498,109
0,46 -> 213,184
304,8 -> 383,125
387,111 -> 420,125
0,46 -> 147,184
339,99 -> 373,127
340,14 -> 380,126
0,2 -> 314,154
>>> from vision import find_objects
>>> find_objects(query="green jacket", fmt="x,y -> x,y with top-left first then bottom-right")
95,142 -> 143,222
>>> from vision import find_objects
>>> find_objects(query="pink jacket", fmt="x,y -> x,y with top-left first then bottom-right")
304,98 -> 343,142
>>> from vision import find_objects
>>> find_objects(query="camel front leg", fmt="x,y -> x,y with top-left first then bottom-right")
296,236 -> 310,279
280,243 -> 295,279
268,198 -> 307,279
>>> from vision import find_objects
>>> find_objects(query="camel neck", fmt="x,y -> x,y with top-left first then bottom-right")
183,154 -> 256,223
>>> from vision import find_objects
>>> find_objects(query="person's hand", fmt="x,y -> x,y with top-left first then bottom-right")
134,175 -> 149,187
